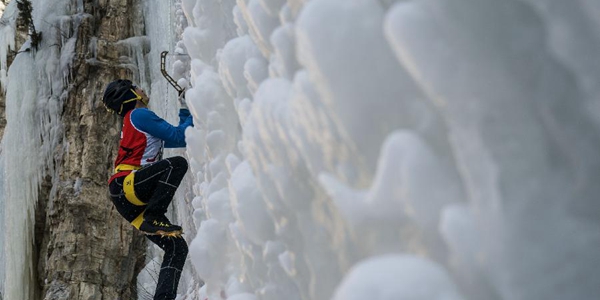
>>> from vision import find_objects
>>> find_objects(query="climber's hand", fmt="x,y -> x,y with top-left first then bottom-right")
178,89 -> 188,109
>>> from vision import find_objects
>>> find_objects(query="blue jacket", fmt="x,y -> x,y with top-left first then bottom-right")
131,108 -> 194,148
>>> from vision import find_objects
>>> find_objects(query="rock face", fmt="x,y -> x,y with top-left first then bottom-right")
1,0 -> 150,298
32,0 -> 148,299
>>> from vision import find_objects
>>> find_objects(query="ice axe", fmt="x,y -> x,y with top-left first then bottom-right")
160,51 -> 185,96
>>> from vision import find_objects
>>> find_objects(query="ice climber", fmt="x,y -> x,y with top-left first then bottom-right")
103,79 -> 192,300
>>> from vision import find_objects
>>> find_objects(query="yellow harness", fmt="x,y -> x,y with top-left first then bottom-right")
114,164 -> 141,173
115,164 -> 147,229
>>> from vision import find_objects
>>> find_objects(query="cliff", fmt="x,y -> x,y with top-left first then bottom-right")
37,1 -> 149,299
1,0 -> 149,299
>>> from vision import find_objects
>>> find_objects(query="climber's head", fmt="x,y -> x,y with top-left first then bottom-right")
102,79 -> 149,116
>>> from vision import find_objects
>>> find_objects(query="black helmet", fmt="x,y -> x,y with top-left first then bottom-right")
103,79 -> 140,116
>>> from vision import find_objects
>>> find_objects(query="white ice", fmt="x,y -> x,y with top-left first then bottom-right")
0,0 -> 17,92
0,1 -> 80,299
2,0 -> 599,299
173,0 -> 600,299
331,255 -> 464,300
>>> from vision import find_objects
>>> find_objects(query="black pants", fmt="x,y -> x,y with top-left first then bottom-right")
145,234 -> 188,300
109,156 -> 189,300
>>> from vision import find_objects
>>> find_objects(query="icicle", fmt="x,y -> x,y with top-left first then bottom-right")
3,44 -> 40,300
2,1 -> 71,299
88,36 -> 97,59
0,0 -> 17,93
116,36 -> 150,89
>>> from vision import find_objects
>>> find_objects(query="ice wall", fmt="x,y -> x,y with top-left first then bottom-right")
0,0 -> 16,92
139,0 -> 201,296
3,43 -> 40,300
1,0 -> 76,299
0,2 -> 13,298
385,1 -> 600,299
155,0 -> 600,299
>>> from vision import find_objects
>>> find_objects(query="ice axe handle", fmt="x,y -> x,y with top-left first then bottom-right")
160,51 -> 184,94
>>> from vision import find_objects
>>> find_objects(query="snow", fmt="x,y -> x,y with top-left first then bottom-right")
173,0 -> 600,299
181,0 -> 236,62
384,1 -> 600,298
238,0 -> 279,57
268,24 -> 297,79
229,161 -> 274,246
331,255 -> 465,300
162,0 -> 600,299
1,0 -> 599,299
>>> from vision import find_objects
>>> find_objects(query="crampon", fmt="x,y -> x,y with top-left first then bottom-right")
147,230 -> 184,238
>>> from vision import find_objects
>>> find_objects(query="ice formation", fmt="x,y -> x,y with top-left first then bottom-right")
1,0 -> 599,299
0,0 -> 82,299
331,255 -> 464,300
175,0 -> 600,299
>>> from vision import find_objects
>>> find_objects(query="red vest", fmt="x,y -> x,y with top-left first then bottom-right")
109,109 -> 163,182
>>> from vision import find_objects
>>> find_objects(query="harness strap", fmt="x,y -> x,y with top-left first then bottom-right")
131,211 -> 145,230
114,164 -> 141,174
123,172 -> 146,206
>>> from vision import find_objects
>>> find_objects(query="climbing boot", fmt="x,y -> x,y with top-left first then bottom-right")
139,215 -> 182,237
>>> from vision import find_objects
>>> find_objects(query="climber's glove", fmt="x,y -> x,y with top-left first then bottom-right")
178,89 -> 188,110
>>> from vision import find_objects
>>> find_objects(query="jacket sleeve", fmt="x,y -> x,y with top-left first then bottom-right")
130,108 -> 193,148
